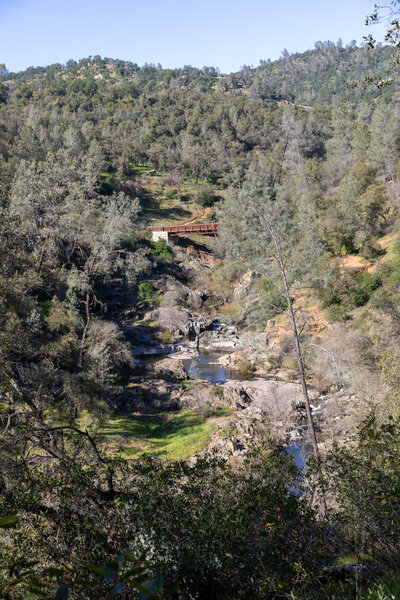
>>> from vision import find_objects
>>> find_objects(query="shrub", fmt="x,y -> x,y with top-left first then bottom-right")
249,294 -> 288,327
268,354 -> 282,369
236,357 -> 256,377
38,299 -> 53,316
317,268 -> 354,308
281,355 -> 298,371
151,241 -> 173,258
137,282 -> 157,306
325,303 -> 348,323
165,187 -> 178,199
85,320 -> 134,383
319,269 -> 381,311
125,452 -> 326,599
357,271 -> 381,292
360,238 -> 383,259
311,372 -> 331,393
156,330 -> 176,345
1,452 -> 329,600
206,171 -> 219,185
321,415 -> 400,568
45,300 -> 80,370
220,301 -> 242,321
348,287 -> 370,307
197,189 -> 218,207
348,271 -> 381,308
112,375 -> 129,387
391,240 -> 400,259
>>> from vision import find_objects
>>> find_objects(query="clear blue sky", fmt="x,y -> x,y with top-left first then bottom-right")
0,0 -> 388,74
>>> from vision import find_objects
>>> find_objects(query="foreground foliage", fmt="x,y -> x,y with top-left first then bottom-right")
1,416 -> 400,598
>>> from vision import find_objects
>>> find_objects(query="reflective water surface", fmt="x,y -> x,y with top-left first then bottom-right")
181,351 -> 308,471
182,352 -> 251,383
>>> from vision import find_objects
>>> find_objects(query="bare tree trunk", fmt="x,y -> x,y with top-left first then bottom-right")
269,226 -> 319,458
78,289 -> 91,369
268,222 -> 327,514
36,244 -> 46,273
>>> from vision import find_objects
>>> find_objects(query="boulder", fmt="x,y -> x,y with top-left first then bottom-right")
233,270 -> 255,298
154,306 -> 193,334
222,379 -> 318,432
186,290 -> 205,310
198,328 -> 239,352
146,357 -> 187,381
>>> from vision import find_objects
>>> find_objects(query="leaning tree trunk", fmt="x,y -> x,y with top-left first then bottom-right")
280,262 -> 319,457
269,228 -> 319,458
78,288 -> 91,369
268,225 -> 327,514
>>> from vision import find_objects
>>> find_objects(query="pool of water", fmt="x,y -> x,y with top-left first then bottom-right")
286,441 -> 308,471
181,352 -> 251,383
182,351 -> 308,471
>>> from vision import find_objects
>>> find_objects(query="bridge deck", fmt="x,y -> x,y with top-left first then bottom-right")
150,223 -> 219,236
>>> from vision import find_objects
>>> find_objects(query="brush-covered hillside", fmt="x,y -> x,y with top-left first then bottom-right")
1,41 -> 400,600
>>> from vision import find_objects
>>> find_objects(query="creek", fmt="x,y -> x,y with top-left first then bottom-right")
180,350 -> 308,471
181,351 -> 252,383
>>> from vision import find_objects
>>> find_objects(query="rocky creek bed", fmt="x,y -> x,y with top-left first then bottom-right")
108,260 -> 354,463
125,346 -> 319,464
181,351 -> 312,466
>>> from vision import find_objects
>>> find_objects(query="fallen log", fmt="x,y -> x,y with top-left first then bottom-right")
322,564 -> 369,575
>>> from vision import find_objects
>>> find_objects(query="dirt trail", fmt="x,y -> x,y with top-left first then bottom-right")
338,236 -> 395,273
339,254 -> 374,272
180,207 -> 212,226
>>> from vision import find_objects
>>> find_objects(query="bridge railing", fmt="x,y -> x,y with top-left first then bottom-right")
150,223 -> 219,235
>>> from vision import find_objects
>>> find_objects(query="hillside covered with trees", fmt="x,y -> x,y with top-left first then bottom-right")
1,40 -> 400,599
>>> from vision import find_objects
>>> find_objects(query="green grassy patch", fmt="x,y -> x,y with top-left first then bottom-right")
335,552 -> 373,565
129,163 -> 154,175
140,176 -> 204,226
130,318 -> 158,326
100,410 -> 217,460
143,197 -> 195,226
209,405 -> 234,417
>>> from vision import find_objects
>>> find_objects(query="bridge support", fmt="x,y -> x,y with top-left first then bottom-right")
151,230 -> 170,243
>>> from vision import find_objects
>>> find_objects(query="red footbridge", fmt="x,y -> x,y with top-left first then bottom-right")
150,223 -> 219,237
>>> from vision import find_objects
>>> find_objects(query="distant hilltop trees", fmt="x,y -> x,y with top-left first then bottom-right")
0,41 -> 396,106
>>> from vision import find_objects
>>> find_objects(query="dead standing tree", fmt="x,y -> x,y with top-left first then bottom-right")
266,212 -> 319,458
218,176 -> 321,459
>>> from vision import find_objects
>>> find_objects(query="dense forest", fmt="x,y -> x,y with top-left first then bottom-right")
1,40 -> 400,599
